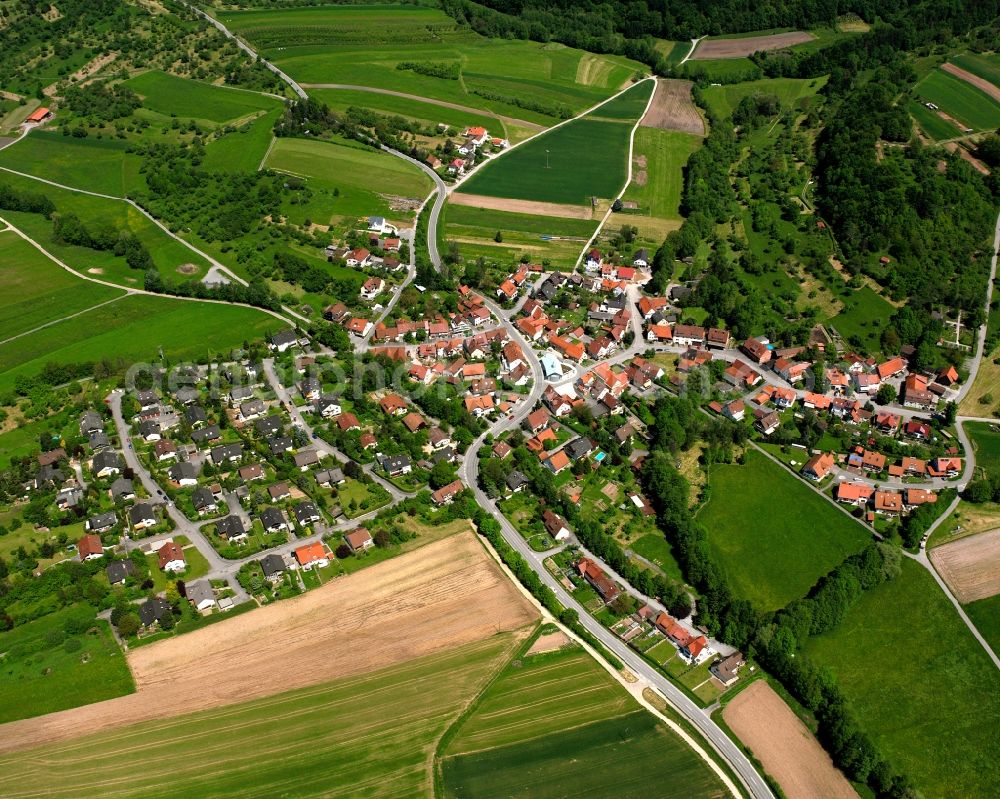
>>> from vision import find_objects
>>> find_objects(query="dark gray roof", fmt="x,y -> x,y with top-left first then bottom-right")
271,329 -> 298,347
260,507 -> 286,530
379,453 -> 410,472
192,486 -> 216,510
506,470 -> 529,490
80,410 -> 104,435
185,406 -> 208,425
293,501 -> 320,525
565,437 -> 594,461
106,559 -> 135,584
211,443 -> 243,463
260,553 -> 286,577
191,424 -> 222,443
168,461 -> 198,482
256,415 -> 283,436
129,503 -> 156,525
92,450 -> 121,473
139,597 -> 171,627
186,580 -> 215,607
174,387 -> 200,405
216,515 -> 246,538
268,436 -> 293,455
89,510 -> 118,530
111,477 -> 135,501
88,430 -> 111,450
139,420 -> 161,436
315,467 -> 344,485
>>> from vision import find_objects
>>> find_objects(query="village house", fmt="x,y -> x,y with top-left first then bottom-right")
836,482 -> 874,506
802,452 -> 835,481
543,509 -> 571,541
432,479 -> 464,505
740,337 -> 771,365
78,533 -> 105,561
710,652 -> 746,687
576,557 -> 619,604
345,527 -> 374,553
294,542 -> 329,570
158,541 -> 187,572
269,329 -> 299,353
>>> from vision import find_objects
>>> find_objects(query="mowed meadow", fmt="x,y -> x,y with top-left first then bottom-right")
803,559 -> 1000,799
458,79 -> 655,207
437,643 -> 728,798
221,4 -> 645,126
697,450 -> 872,611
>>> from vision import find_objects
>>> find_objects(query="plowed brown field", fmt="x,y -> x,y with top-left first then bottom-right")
692,32 -> 815,59
930,528 -> 1000,602
0,531 -> 537,755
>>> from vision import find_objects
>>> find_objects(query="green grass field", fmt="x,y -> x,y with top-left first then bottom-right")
0,131 -> 144,197
622,127 -> 701,221
265,135 -> 432,200
460,80 -> 653,206
0,230 -> 124,341
439,643 -> 726,798
684,58 -> 761,81
443,203 -> 597,268
629,532 -> 686,583
915,68 -> 1000,132
701,76 -> 827,121
443,647 -> 635,756
951,52 -> 1000,88
827,285 -> 895,353
0,294 -> 279,393
965,593 -> 1000,655
908,99 -> 964,141
0,169 -> 211,285
0,634 -> 522,798
965,421 -> 1000,477
697,450 -> 871,611
202,108 -> 283,173
441,711 -> 724,799
0,605 -> 135,723
803,559 -> 1000,799
123,70 -> 283,125
225,5 -> 644,124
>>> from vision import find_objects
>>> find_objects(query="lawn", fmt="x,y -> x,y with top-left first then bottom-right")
0,229 -> 124,341
915,68 -> 1000,132
803,559 -> 1000,799
629,532 -> 685,583
0,604 -> 134,723
964,593 -> 1000,655
700,76 -> 826,121
265,135 -> 432,200
697,449 -> 872,611
0,169 -> 211,285
201,108 -> 283,173
964,421 -> 1000,477
827,285 -> 895,354
0,634 -> 523,798
621,127 -> 702,221
338,477 -> 391,518
122,70 -> 283,124
440,711 -> 725,799
460,80 -> 653,206
443,646 -> 635,756
0,131 -> 144,197
225,5 -> 644,123
0,294 -> 279,394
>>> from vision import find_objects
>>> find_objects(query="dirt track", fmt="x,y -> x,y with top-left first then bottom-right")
449,192 -> 596,220
641,79 -> 704,136
723,681 -> 857,799
0,531 -> 538,755
930,528 -> 1000,603
692,32 -> 814,60
941,62 -> 1000,104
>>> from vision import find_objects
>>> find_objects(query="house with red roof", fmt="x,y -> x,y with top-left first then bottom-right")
294,542 -> 329,570
577,557 -> 620,604
77,533 -> 104,561
836,482 -> 874,506
876,357 -> 906,381
802,452 -> 835,481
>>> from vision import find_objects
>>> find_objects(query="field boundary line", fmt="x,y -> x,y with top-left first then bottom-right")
258,134 -> 278,171
572,76 -> 660,271
0,293 -> 130,347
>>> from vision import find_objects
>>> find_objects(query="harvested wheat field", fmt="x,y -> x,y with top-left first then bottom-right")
692,32 -> 815,60
0,531 -> 538,755
930,528 -> 1000,603
448,191 -> 596,219
723,681 -> 857,799
941,62 -> 1000,104
641,79 -> 704,136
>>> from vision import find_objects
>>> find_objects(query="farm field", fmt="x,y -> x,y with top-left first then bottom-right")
640,79 -> 704,135
223,5 -> 644,124
964,593 -> 1000,654
929,528 -> 1000,603
942,61 -> 1000,104
442,203 -> 597,269
122,70 -> 283,124
0,294 -> 278,394
0,635 -> 522,799
827,285 -> 895,353
803,559 -> 1000,799
441,711 -> 727,799
951,52 -> 1000,90
722,680 -> 856,799
0,132 -> 143,197
442,646 -> 635,756
459,80 -> 653,207
701,76 -> 827,121
0,169 -> 211,285
0,230 -> 124,341
915,68 -> 1000,132
0,532 -> 537,755
697,450 -> 871,611
621,127 -> 701,230
908,99 -> 963,141
0,605 -> 135,724
691,31 -> 815,60
264,136 -> 431,200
